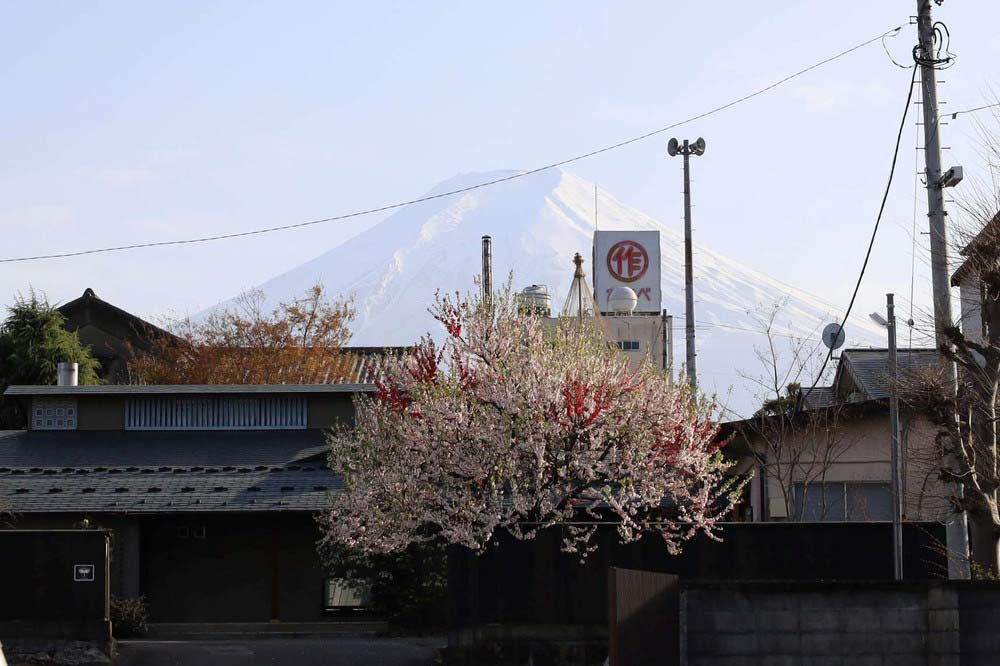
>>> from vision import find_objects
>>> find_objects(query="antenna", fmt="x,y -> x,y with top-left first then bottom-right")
821,322 -> 846,351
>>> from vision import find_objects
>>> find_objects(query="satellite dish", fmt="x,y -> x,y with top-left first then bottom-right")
822,323 -> 846,350
667,138 -> 679,156
693,137 -> 706,156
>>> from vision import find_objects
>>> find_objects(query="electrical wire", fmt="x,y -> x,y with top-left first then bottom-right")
800,65 -> 919,407
0,25 -> 903,265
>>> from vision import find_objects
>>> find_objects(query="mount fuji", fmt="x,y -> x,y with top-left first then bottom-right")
227,168 -> 885,417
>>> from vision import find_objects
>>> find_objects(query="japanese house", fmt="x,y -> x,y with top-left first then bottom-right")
722,348 -> 951,524
0,382 -> 369,622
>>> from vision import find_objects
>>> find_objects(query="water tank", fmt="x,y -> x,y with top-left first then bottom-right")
518,285 -> 552,316
608,286 -> 638,314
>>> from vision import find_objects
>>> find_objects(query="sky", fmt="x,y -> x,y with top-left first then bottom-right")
2,2 -> 1000,347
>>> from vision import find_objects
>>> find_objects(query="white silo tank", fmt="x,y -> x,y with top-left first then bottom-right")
607,286 -> 638,315
517,285 -> 552,316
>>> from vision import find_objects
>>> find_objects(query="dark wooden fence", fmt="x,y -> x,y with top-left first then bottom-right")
449,522 -> 947,631
608,568 -> 679,666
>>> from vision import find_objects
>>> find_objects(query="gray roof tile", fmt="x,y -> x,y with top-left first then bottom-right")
838,348 -> 942,400
0,430 -> 342,514
4,384 -> 373,397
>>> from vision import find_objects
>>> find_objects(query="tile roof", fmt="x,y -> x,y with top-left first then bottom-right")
58,287 -> 176,343
3,346 -> 408,396
0,430 -> 340,514
800,386 -> 836,410
836,348 -> 942,400
0,466 -> 340,514
4,384 -> 373,397
0,430 -> 328,468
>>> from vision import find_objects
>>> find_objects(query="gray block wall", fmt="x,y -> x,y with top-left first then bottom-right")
683,581 -> 1000,666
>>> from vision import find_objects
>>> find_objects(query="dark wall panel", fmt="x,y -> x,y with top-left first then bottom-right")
0,530 -> 109,621
140,514 -> 328,622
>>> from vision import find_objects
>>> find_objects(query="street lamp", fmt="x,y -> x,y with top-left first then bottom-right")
870,293 -> 903,581
667,137 -> 705,391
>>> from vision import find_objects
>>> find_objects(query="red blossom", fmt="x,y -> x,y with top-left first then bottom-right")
408,344 -> 439,383
560,379 -> 611,428
374,378 -> 413,411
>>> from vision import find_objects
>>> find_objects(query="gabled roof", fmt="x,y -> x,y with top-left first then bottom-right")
831,348 -> 941,401
951,210 -> 1000,286
58,287 -> 175,345
728,348 -> 942,430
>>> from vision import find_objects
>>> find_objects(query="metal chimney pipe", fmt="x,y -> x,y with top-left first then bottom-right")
482,235 -> 493,303
57,362 -> 79,387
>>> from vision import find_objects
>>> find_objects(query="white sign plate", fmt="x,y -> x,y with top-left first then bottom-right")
73,564 -> 95,582
593,230 -> 662,313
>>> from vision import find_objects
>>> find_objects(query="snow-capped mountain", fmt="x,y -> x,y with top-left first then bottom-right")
227,168 -> 885,416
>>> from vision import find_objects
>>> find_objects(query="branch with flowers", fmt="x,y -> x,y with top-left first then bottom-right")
321,283 -> 744,558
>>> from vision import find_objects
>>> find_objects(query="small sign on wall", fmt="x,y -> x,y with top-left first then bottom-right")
73,564 -> 95,582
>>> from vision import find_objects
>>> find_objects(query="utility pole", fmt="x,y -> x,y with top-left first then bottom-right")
668,137 -> 705,391
915,0 -> 970,579
662,310 -> 674,385
887,294 -> 903,580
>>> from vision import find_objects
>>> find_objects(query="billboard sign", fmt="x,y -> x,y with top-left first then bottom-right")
593,230 -> 661,313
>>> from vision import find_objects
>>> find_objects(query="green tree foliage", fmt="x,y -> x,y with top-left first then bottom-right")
756,383 -> 802,417
0,291 -> 100,428
319,538 -> 447,632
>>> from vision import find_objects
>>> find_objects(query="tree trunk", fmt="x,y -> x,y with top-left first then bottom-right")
968,509 -> 1000,577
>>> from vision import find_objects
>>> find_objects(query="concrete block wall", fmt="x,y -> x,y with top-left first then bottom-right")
957,587 -> 1000,666
682,582 -> 980,666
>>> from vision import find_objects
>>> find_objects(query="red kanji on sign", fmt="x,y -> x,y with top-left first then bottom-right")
607,240 -> 649,283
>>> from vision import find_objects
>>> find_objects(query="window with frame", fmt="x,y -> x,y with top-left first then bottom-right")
32,398 -> 77,430
324,578 -> 373,610
793,482 -> 892,522
616,340 -> 641,351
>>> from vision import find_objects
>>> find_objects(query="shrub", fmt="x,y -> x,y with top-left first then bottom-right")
111,596 -> 149,638
319,539 -> 447,632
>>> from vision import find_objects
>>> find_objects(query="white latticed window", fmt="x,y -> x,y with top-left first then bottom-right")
125,396 -> 307,430
32,398 -> 77,430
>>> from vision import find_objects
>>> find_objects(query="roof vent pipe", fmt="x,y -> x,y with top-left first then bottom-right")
482,235 -> 493,305
57,362 -> 78,387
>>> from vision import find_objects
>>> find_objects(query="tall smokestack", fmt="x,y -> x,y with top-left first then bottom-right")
482,235 -> 493,304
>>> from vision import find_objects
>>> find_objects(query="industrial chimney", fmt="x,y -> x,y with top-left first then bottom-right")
481,235 -> 493,303
57,362 -> 78,387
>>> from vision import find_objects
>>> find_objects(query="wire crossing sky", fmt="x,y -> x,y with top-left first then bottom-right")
0,26 -> 899,265
1,2 -> 998,330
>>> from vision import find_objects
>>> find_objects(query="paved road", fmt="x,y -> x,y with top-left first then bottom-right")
116,637 -> 444,666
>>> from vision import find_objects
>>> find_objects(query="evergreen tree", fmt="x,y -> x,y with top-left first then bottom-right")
0,291 -> 100,428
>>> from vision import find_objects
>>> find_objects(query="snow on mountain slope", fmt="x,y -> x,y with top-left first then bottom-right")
228,168 -> 886,416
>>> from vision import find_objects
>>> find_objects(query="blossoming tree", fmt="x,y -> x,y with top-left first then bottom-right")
322,286 -> 743,557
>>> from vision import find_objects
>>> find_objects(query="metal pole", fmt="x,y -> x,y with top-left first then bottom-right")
888,294 -> 903,580
916,0 -> 970,578
682,141 -> 697,391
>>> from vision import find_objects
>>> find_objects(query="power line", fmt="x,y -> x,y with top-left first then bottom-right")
0,25 -> 903,265
801,65 -> 919,404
